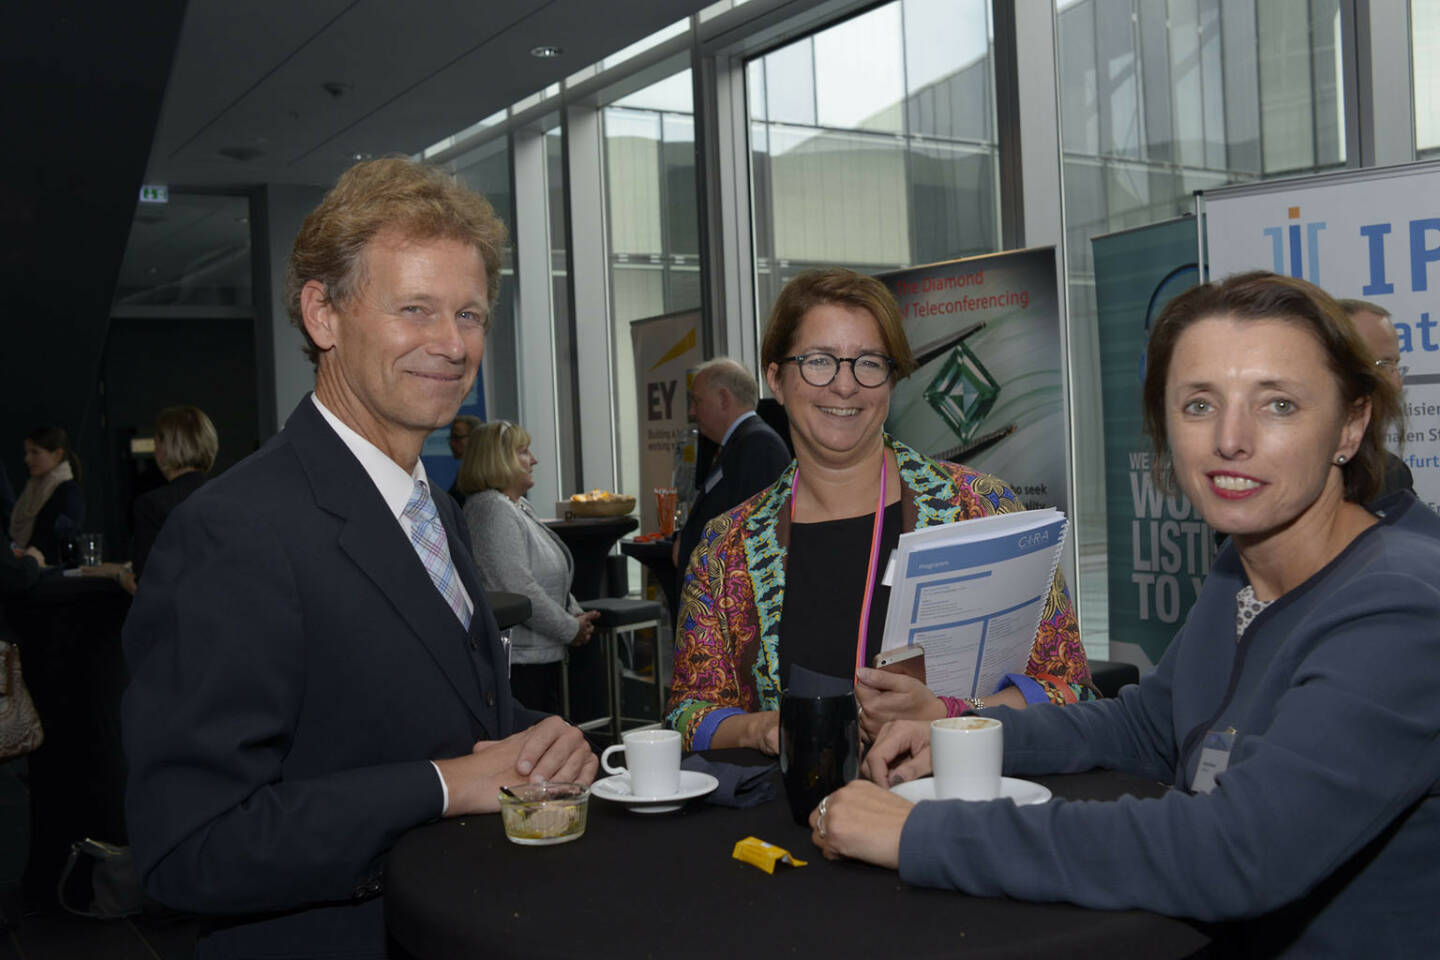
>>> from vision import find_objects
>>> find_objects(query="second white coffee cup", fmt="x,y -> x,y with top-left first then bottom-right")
930,715 -> 1003,801
601,728 -> 681,798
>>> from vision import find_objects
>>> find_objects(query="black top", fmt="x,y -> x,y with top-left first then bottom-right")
780,501 -> 902,685
27,478 -> 84,565
131,470 -> 208,577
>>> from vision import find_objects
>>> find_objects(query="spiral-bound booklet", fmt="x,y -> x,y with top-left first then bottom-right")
879,508 -> 1069,699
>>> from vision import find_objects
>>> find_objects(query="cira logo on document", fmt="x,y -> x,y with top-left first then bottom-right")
1017,531 -> 1050,549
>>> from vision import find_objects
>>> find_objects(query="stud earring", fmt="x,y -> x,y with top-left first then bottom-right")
1335,454 -> 1348,465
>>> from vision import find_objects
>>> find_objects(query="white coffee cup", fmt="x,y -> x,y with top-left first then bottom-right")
930,716 -> 1003,801
601,729 -> 681,798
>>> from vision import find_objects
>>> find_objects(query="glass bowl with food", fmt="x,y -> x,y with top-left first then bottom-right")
498,782 -> 590,846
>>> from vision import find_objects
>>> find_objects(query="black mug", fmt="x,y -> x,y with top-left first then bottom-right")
778,689 -> 860,826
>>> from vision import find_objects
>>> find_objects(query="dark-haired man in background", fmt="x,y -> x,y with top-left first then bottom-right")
1340,298 -> 1415,499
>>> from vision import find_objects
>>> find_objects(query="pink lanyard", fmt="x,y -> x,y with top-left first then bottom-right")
789,452 -> 889,682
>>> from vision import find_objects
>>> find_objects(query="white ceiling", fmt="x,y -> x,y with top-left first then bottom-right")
145,0 -> 716,189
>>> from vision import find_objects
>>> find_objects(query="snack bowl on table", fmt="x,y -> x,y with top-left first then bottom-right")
565,491 -> 636,518
498,782 -> 589,846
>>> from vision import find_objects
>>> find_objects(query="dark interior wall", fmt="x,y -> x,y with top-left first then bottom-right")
0,0 -> 189,527
99,316 -> 260,559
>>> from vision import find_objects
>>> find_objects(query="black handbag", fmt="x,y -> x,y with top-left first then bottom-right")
57,838 -> 144,919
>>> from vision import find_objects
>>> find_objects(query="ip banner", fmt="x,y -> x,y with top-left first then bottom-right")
1093,217 -> 1206,670
1203,161 -> 1440,513
876,247 -> 1067,515
630,310 -> 702,534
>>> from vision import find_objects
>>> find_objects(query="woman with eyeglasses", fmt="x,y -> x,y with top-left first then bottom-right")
459,421 -> 600,715
666,268 -> 1095,754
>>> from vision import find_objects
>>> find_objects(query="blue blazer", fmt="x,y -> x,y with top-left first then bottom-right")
122,396 -> 545,958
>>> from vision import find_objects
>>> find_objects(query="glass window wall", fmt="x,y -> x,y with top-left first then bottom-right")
114,193 -> 253,307
1057,0 -> 1350,647
448,137 -> 518,421
602,69 -> 702,502
747,0 -> 1001,320
1417,0 -> 1440,158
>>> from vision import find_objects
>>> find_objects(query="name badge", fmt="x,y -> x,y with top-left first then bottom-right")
1191,728 -> 1236,794
704,466 -> 724,493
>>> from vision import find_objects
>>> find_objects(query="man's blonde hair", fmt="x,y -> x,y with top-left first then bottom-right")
286,155 -> 508,365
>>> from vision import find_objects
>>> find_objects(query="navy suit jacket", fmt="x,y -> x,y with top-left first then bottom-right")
122,397 -> 545,958
675,413 -> 791,580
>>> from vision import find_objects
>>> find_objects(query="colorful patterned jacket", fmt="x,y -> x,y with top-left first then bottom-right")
666,436 -> 1096,750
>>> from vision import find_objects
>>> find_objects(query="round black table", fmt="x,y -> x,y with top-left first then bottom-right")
618,537 -> 678,621
385,757 -> 1208,960
5,572 -> 132,899
542,517 -> 639,602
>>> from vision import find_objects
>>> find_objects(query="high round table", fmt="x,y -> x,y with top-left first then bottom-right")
385,755 -> 1208,960
6,572 -> 132,898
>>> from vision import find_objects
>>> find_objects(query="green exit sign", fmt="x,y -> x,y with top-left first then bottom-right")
139,184 -> 169,204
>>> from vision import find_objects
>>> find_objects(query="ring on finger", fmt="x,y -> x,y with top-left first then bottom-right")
817,795 -> 830,839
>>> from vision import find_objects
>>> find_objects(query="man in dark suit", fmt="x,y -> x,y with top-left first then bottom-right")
673,358 -> 792,582
446,413 -> 481,507
1341,298 -> 1415,498
122,157 -> 596,959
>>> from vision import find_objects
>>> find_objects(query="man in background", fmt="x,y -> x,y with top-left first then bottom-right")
673,358 -> 791,582
123,157 -> 594,959
447,413 -> 482,506
1340,298 -> 1415,498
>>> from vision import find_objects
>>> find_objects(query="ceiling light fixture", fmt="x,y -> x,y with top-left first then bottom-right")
530,45 -> 562,58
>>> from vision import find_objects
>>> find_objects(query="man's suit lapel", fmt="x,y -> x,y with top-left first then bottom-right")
285,398 -> 490,728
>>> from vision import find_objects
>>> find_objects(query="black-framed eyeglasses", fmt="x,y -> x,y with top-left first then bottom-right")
782,352 -> 895,388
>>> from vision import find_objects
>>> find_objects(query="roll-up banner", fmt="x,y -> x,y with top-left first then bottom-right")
630,309 -> 702,534
876,247 -> 1068,517
1093,217 -> 1205,671
1201,161 -> 1440,513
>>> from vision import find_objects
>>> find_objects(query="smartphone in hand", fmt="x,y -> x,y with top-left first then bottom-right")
873,644 -> 926,684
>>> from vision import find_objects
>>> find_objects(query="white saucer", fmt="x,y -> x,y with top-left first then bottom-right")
591,770 -> 719,813
891,776 -> 1052,806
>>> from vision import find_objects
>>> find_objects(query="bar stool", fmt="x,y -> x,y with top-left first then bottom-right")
561,597 -> 665,743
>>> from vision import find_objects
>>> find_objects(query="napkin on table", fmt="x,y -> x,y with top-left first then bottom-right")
682,754 -> 777,808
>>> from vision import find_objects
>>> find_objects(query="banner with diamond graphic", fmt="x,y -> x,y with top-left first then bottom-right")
876,247 -> 1066,517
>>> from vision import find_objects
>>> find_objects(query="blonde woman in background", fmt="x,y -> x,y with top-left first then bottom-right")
460,421 -> 599,714
132,405 -> 219,579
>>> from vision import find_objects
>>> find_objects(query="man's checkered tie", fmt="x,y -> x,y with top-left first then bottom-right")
401,479 -> 471,630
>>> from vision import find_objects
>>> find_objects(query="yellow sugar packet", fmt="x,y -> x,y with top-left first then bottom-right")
732,836 -> 807,874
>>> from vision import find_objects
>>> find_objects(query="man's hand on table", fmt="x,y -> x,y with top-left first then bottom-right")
808,780 -> 911,870
861,719 -> 933,787
435,716 -> 597,816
